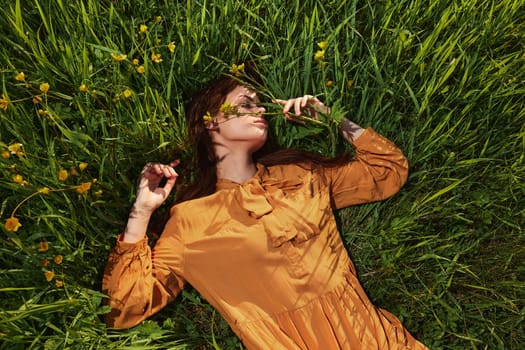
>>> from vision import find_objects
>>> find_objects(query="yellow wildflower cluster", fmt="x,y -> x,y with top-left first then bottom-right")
40,82 -> 50,94
0,94 -> 8,111
15,72 -> 26,81
229,63 -> 245,77
7,142 -> 24,157
108,33 -> 177,79
203,100 -> 244,125
4,217 -> 22,232
314,41 -> 328,67
202,111 -> 213,125
58,169 -> 68,181
151,52 -> 163,63
168,41 -> 176,53
13,174 -> 29,186
37,242 -> 64,287
111,53 -> 127,62
76,181 -> 92,194
123,89 -> 133,99
219,101 -> 238,116
39,241 -> 49,252
2,160 -> 94,233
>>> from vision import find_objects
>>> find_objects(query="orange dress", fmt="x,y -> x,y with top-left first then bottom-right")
103,128 -> 428,349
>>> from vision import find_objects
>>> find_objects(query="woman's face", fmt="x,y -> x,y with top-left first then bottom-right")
208,85 -> 268,153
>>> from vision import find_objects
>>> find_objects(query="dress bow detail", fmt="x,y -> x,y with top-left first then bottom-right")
229,164 -> 323,248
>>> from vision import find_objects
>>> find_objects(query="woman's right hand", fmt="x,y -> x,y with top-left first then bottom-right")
122,160 -> 179,243
132,160 -> 180,217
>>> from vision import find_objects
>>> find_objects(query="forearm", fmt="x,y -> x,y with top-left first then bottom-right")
340,117 -> 365,143
330,128 -> 409,208
122,204 -> 152,243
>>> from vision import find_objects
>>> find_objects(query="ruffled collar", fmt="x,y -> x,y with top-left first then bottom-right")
215,163 -> 321,247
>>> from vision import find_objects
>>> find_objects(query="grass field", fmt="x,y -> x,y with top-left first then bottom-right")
1,0 -> 523,349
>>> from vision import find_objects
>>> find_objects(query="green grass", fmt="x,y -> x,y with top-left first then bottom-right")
1,0 -> 523,349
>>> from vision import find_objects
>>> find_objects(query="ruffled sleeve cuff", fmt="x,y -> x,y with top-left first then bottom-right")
112,235 -> 149,255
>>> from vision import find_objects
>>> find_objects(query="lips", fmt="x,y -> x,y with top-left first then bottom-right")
253,118 -> 267,126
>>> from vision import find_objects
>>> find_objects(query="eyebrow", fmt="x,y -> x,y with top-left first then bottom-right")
239,94 -> 258,102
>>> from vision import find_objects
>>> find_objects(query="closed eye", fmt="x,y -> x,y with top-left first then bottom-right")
237,102 -> 259,109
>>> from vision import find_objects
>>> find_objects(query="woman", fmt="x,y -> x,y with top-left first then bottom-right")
102,74 -> 428,349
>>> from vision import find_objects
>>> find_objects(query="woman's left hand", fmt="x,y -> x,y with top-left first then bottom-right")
273,95 -> 329,123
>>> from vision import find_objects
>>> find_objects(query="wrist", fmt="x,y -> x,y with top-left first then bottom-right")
129,203 -> 153,220
340,118 -> 365,143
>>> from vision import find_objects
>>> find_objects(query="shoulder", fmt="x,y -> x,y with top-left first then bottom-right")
263,162 -> 330,195
170,190 -> 228,216
265,162 -> 315,180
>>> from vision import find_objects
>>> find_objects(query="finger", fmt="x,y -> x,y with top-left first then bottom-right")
301,95 -> 312,108
294,98 -> 303,116
272,99 -> 286,106
162,175 -> 178,194
141,162 -> 153,175
283,99 -> 295,119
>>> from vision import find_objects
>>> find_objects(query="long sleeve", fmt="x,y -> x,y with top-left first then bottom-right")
328,128 -> 409,209
102,222 -> 185,329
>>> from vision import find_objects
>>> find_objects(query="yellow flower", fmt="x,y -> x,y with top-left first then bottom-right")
317,41 -> 328,50
70,168 -> 77,176
39,82 -> 50,94
202,112 -> 213,125
168,41 -> 176,53
219,101 -> 237,115
42,259 -> 49,267
8,143 -> 22,154
219,101 -> 232,113
136,65 -> 145,74
0,94 -> 8,111
139,24 -> 148,33
2,150 -> 10,159
32,95 -> 43,104
12,174 -> 24,184
111,53 -> 127,62
150,52 -> 162,63
76,181 -> 92,194
54,255 -> 63,264
55,280 -> 63,288
122,89 -> 133,99
314,50 -> 325,62
44,270 -> 55,282
155,16 -> 162,23
79,162 -> 88,171
58,169 -> 68,181
38,241 -> 49,252
15,72 -> 26,81
326,80 -> 333,87
39,187 -> 50,194
4,217 -> 22,232
132,58 -> 139,65
347,79 -> 354,88
79,84 -> 89,92
38,109 -> 48,116
229,63 -> 245,77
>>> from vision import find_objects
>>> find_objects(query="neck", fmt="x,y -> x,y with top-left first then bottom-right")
215,149 -> 257,184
